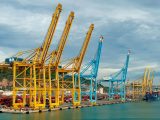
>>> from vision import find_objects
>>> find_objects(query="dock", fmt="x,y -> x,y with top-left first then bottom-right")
0,100 -> 139,114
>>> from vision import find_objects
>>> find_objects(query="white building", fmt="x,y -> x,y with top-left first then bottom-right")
2,91 -> 12,96
98,88 -> 104,94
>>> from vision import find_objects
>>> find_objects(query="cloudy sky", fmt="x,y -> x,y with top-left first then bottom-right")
0,0 -> 160,84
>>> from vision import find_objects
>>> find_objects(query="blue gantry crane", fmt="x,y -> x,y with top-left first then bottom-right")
101,50 -> 130,101
80,36 -> 103,103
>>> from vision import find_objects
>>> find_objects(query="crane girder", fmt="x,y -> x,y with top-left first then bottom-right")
38,4 -> 62,64
62,24 -> 94,72
48,11 -> 74,67
75,24 -> 94,71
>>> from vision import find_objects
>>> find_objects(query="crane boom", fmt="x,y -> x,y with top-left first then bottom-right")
93,36 -> 103,77
38,4 -> 62,64
149,71 -> 154,92
123,51 -> 130,81
10,4 -> 62,63
143,68 -> 148,85
75,24 -> 94,71
49,11 -> 74,67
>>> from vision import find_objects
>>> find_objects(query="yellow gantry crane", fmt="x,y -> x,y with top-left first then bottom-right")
12,3 -> 93,109
12,4 -> 62,109
58,24 -> 94,106
45,11 -> 74,108
131,68 -> 154,99
1,2 -> 158,111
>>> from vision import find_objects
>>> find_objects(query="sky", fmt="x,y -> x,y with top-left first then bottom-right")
0,0 -> 160,84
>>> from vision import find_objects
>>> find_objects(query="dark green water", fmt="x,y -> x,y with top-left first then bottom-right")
0,101 -> 160,120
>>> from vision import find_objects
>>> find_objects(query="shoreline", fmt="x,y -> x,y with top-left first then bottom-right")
0,99 -> 140,114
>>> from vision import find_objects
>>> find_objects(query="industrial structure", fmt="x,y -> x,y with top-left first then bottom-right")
101,51 -> 130,100
12,4 -> 62,109
80,36 -> 103,104
7,3 -> 94,110
0,2 -> 159,113
129,68 -> 154,99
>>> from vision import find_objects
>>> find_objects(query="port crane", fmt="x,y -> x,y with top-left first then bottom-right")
58,24 -> 94,106
101,51 -> 130,100
131,68 -> 154,99
80,36 -> 103,104
45,11 -> 74,108
12,4 -> 62,109
0,3 -> 95,109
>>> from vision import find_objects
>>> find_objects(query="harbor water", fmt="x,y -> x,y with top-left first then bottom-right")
0,101 -> 160,120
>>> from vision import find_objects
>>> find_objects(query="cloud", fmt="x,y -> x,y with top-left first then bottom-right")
0,0 -> 160,84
